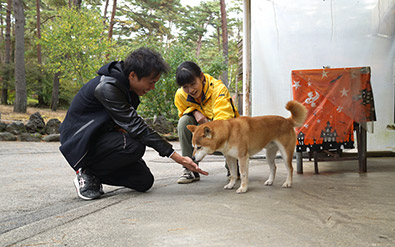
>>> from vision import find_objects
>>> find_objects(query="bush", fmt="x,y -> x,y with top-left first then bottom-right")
138,44 -> 196,120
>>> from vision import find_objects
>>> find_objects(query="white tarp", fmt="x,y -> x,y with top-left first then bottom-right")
250,0 -> 394,151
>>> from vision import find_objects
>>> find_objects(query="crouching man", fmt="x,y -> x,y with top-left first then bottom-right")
59,48 -> 208,200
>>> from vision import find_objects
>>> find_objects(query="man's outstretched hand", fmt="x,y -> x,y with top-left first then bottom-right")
170,152 -> 209,176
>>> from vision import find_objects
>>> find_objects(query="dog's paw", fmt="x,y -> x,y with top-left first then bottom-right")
236,187 -> 247,193
264,179 -> 273,186
224,183 -> 234,190
282,182 -> 292,188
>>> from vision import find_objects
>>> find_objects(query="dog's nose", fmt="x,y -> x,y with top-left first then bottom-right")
192,156 -> 196,162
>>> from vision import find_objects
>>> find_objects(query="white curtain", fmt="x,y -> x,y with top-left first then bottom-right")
250,0 -> 395,151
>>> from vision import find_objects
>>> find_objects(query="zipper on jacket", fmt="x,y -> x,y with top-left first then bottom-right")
121,132 -> 127,149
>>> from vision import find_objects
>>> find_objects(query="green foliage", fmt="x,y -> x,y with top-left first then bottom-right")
116,0 -> 183,45
25,61 -> 52,106
39,7 -> 119,98
139,43 -> 196,120
138,42 -> 227,120
1,0 -> 243,117
198,51 -> 226,79
27,97 -> 39,106
177,1 -> 220,49
0,62 -> 14,85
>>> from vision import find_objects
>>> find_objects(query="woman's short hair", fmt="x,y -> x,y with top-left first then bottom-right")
176,61 -> 202,87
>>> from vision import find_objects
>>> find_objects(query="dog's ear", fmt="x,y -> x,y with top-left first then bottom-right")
203,126 -> 212,138
186,125 -> 197,133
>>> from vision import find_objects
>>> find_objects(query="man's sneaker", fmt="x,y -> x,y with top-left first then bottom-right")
73,169 -> 102,200
177,168 -> 200,184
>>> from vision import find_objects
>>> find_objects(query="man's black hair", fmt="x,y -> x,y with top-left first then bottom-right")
122,47 -> 170,79
176,61 -> 202,87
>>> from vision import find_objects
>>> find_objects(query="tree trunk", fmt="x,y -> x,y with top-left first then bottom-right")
73,0 -> 82,9
36,0 -> 45,106
106,0 -> 117,60
103,0 -> 109,25
196,35 -> 203,57
216,25 -> 221,52
13,0 -> 27,113
36,0 -> 41,65
108,0 -> 117,41
50,71 -> 60,111
196,15 -> 212,58
220,0 -> 229,87
0,5 -> 4,63
1,0 -> 12,105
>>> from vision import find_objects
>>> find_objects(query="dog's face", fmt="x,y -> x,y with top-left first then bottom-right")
187,124 -> 216,162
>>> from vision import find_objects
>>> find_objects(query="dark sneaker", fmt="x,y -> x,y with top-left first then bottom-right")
73,169 -> 102,200
177,168 -> 200,184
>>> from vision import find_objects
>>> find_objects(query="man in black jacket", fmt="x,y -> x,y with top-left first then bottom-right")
59,47 -> 208,200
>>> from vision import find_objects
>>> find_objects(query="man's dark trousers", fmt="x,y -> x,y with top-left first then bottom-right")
84,130 -> 154,192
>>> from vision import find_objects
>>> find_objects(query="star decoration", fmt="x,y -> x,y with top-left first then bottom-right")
293,81 -> 301,90
322,70 -> 328,78
340,88 -> 349,97
337,106 -> 343,112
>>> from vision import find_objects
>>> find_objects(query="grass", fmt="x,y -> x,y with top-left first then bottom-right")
0,105 -> 67,124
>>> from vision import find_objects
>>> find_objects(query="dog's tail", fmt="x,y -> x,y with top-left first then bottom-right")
286,100 -> 308,127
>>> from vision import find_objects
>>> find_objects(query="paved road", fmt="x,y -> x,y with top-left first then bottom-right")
1,141 -> 394,246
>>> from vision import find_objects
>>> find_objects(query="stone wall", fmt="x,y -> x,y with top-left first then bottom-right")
0,112 -> 61,142
0,112 -> 178,142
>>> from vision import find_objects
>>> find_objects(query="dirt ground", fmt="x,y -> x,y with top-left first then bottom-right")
0,105 -> 66,124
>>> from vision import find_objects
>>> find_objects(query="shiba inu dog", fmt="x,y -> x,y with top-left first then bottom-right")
187,100 -> 307,193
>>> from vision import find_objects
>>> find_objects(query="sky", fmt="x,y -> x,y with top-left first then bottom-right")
180,0 -> 202,7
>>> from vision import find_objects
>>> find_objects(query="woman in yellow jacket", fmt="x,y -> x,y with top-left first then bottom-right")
174,61 -> 239,184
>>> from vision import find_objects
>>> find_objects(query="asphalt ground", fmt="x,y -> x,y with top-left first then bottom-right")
0,141 -> 394,247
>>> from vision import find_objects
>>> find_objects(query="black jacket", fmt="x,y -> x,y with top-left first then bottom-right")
59,61 -> 174,171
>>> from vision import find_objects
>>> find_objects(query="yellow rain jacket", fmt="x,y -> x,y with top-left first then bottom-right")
174,73 -> 239,120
